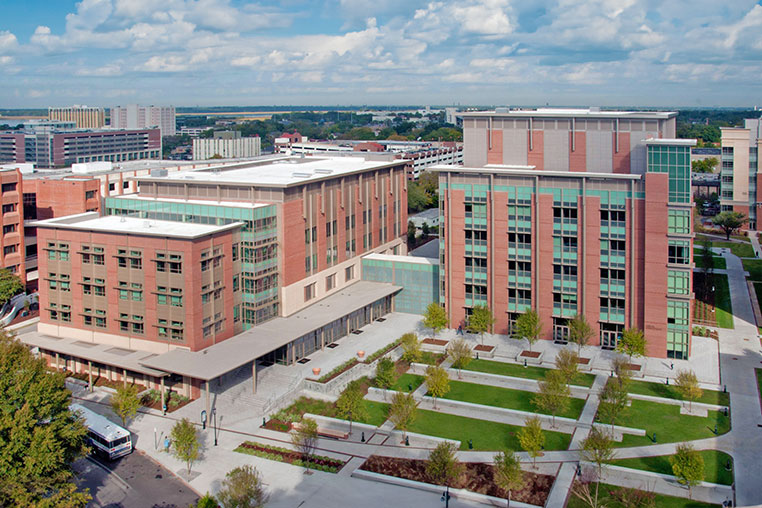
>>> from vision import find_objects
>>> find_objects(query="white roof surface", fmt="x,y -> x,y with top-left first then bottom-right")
363,252 -> 438,266
138,156 -> 401,187
109,193 -> 271,209
460,108 -> 676,119
33,212 -> 242,238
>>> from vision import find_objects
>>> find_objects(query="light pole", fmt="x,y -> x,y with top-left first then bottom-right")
201,409 -> 207,430
213,408 -> 218,446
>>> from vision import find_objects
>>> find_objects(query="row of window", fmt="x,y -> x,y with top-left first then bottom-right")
303,265 -> 355,302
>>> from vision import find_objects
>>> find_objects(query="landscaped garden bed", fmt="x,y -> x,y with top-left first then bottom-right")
567,482 -> 718,508
236,441 -> 345,473
68,371 -> 147,392
422,338 -> 449,346
462,358 -> 596,387
269,395 -> 390,428
472,344 -> 495,358
359,455 -> 553,506
519,350 -> 541,358
611,449 -> 734,485
693,326 -> 719,340
141,389 -> 191,412
694,272 -> 734,329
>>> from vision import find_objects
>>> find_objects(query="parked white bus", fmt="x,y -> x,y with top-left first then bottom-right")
71,403 -> 132,460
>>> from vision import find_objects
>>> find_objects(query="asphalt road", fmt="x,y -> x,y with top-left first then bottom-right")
74,449 -> 199,508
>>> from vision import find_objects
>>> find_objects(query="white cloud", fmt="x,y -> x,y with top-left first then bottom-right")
75,64 -> 123,77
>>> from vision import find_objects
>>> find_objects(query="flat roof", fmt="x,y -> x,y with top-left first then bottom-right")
645,138 -> 697,146
107,193 -> 271,210
140,281 -> 401,380
135,156 -> 403,188
410,208 -> 440,221
18,334 -> 168,377
459,108 -> 677,120
33,212 -> 243,238
364,252 -> 438,266
431,164 -> 642,180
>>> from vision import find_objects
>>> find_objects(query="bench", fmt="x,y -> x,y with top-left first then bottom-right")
292,422 -> 348,440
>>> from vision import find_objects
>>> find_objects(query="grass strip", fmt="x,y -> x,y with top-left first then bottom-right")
611,450 -> 734,485
462,358 -> 596,387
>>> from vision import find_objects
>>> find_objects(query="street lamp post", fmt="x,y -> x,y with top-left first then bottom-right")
212,408 -> 218,446
201,410 -> 207,430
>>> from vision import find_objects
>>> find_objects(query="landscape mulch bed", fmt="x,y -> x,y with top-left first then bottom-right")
624,363 -> 641,371
68,372 -> 147,392
360,455 -> 553,506
238,442 -> 345,470
473,344 -> 495,352
577,357 -> 591,365
422,338 -> 449,346
141,396 -> 192,413
262,418 -> 292,432
519,350 -> 541,358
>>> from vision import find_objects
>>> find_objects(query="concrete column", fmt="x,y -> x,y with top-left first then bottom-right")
160,377 -> 165,413
251,362 -> 257,394
205,380 -> 210,418
55,352 -> 60,371
123,368 -> 127,388
88,360 -> 93,392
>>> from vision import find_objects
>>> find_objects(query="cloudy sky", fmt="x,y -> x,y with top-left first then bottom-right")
1,0 -> 761,108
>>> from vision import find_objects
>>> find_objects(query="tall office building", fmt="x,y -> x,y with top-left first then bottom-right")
48,106 -> 105,129
437,108 -> 694,359
192,132 -> 261,160
720,119 -> 762,229
111,105 -> 177,136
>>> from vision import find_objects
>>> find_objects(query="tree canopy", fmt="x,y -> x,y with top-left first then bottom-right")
426,441 -> 463,487
671,443 -> 704,499
513,310 -> 542,351
425,365 -> 450,409
216,465 -> 269,508
388,391 -> 417,441
111,384 -> 141,427
616,328 -> 646,361
171,418 -> 200,475
517,416 -> 544,468
568,313 -> 594,354
712,211 -> 748,240
468,304 -> 495,344
0,331 -> 90,507
448,338 -> 472,377
423,303 -> 448,337
691,157 -> 718,173
0,268 -> 23,307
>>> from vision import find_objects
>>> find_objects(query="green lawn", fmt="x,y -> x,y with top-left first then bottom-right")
713,274 -> 734,329
566,483 -> 719,508
753,283 -> 762,315
611,450 -> 734,485
756,369 -> 762,402
623,379 -> 730,406
362,401 -> 392,426
392,373 -> 425,393
461,358 -> 596,387
596,399 -> 730,448
406,408 -> 572,451
709,240 -> 756,258
444,379 -> 585,419
743,259 -> 762,281
694,253 -> 726,270
394,373 -> 585,418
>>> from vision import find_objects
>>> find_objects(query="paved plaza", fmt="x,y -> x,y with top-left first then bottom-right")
45,244 -> 762,507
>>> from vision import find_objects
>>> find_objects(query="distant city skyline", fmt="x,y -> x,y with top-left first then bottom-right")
1,0 -> 761,108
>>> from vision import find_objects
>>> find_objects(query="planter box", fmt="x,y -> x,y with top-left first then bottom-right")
624,362 -> 646,378
421,337 -> 449,353
517,350 -> 543,365
576,357 -> 593,372
473,344 -> 495,359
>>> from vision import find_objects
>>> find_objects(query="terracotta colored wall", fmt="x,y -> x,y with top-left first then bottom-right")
0,169 -> 24,279
642,173 -> 669,357
582,195 -> 601,344
27,178 -> 100,220
487,129 -> 503,165
492,191 -> 509,334
445,190 -> 466,329
612,133 -> 631,174
527,131 -> 544,171
535,193 -> 554,340
569,132 -> 587,172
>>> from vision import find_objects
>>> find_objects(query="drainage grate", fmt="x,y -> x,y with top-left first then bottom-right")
327,343 -> 339,349
376,317 -> 386,322
351,330 -> 364,335
297,358 -> 311,364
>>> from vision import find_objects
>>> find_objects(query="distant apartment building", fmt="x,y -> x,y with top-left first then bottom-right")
49,106 -> 105,129
0,124 -> 161,168
439,108 -> 694,359
192,131 -> 261,160
0,168 -> 25,280
111,105 -> 177,136
720,119 -> 762,229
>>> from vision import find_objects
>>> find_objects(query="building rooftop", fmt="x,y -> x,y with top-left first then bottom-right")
410,208 -> 440,221
140,281 -> 401,380
136,156 -> 403,188
33,212 -> 242,238
645,138 -> 697,146
459,108 -> 677,120
431,164 -> 643,180
364,252 -> 438,266
107,193 -> 272,210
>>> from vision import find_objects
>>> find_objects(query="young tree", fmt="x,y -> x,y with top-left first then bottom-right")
569,313 -> 594,354
171,418 -> 200,475
0,269 -> 23,307
597,380 -> 630,433
712,211 -> 748,240
400,332 -> 422,364
448,338 -> 472,379
691,157 -> 718,174
292,417 -> 319,460
216,465 -> 269,508
611,486 -> 657,508
493,450 -> 525,508
426,441 -> 464,488
468,304 -> 495,345
423,302 -> 449,338
533,369 -> 570,427
388,391 -> 417,442
671,443 -> 704,499
375,357 -> 398,390
580,427 -> 616,508
517,415 -> 545,468
335,380 -> 368,435
513,309 -> 542,352
616,328 -> 646,363
611,357 -> 633,390
111,384 -> 140,427
425,365 -> 450,410
0,331 -> 91,507
571,467 -> 604,508
674,370 -> 703,412
555,349 -> 580,386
